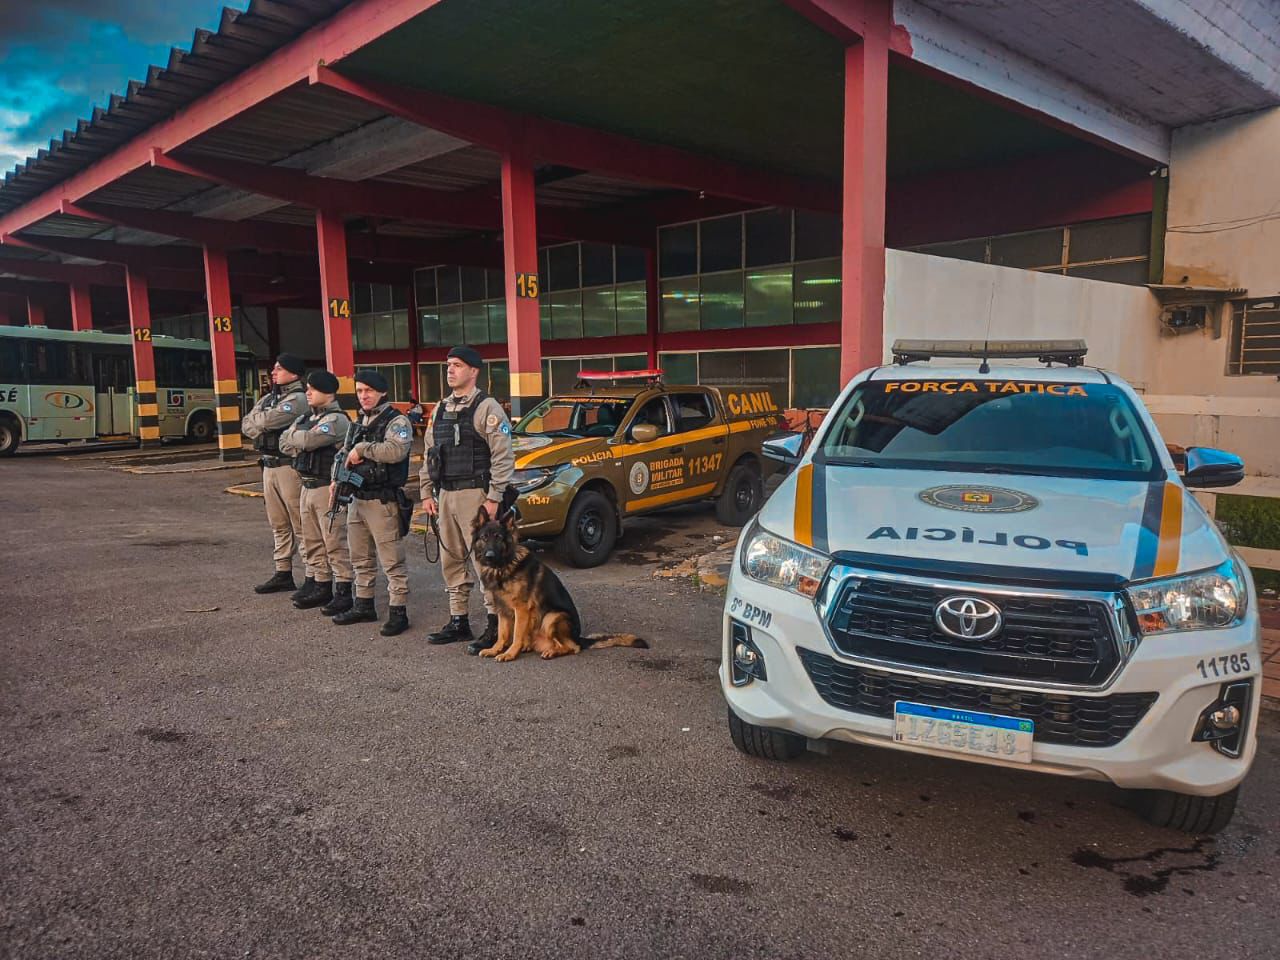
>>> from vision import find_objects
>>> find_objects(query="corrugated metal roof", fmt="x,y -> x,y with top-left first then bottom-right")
0,1 -> 352,215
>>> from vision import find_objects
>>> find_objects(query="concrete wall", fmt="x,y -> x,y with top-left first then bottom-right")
885,250 -> 1280,475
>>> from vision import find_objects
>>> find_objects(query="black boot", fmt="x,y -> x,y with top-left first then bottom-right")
466,614 -> 500,656
426,615 -> 472,645
320,581 -> 353,617
294,580 -> 333,610
381,605 -> 409,637
289,576 -> 317,604
255,570 -> 296,594
332,596 -> 378,625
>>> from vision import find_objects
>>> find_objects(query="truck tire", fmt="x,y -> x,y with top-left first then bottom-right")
1130,786 -> 1238,834
555,489 -> 618,568
0,416 -> 20,457
727,706 -> 805,761
187,412 -> 215,443
715,461 -> 763,526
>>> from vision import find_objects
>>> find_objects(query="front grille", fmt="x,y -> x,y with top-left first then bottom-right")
826,577 -> 1120,685
797,648 -> 1156,748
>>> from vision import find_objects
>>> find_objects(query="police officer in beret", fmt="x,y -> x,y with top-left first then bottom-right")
278,370 -> 353,615
419,345 -> 515,653
331,369 -> 414,636
240,352 -> 308,595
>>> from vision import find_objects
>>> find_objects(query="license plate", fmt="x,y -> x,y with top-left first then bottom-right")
893,701 -> 1034,764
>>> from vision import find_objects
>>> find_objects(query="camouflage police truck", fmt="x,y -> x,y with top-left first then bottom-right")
509,369 -> 783,567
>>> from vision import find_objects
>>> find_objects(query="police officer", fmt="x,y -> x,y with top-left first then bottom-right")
419,345 -> 515,654
240,353 -> 308,595
278,370 -> 353,615
331,369 -> 414,636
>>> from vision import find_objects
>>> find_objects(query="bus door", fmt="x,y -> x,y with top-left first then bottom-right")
237,355 -> 260,416
94,352 -> 133,435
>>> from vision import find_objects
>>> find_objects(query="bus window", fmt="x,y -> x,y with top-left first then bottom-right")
27,341 -> 70,384
0,339 -> 23,381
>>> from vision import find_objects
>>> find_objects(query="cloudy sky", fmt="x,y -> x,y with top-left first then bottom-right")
0,1 -> 250,175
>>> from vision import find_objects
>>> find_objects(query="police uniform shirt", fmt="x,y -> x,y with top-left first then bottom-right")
418,389 -> 515,503
342,402 -> 413,467
241,380 -> 306,441
278,399 -> 350,456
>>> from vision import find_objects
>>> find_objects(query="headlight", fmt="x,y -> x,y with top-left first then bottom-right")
1126,559 -> 1247,635
512,464 -> 568,494
740,521 -> 829,599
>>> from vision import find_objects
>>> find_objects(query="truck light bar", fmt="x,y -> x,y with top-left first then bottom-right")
576,368 -> 664,384
891,339 -> 1088,367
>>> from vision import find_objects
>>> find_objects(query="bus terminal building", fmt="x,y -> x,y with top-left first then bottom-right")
0,0 -> 1278,472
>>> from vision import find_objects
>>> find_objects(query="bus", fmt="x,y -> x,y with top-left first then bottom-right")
0,326 -> 258,456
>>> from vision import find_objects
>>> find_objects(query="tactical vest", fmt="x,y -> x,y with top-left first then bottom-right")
291,409 -> 341,482
351,405 -> 410,498
432,390 -> 491,491
254,383 -> 305,456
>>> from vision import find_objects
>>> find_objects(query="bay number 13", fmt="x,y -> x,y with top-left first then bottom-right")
211,316 -> 232,333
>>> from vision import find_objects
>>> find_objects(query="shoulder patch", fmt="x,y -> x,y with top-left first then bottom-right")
281,402 -> 293,413
500,422 -> 511,435
396,427 -> 410,439
319,422 -> 331,434
486,414 -> 499,429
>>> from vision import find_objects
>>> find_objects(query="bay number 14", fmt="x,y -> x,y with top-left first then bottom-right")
1196,654 -> 1251,679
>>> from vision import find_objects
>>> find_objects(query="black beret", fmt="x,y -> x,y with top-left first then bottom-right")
306,370 -> 339,394
276,353 -> 305,376
355,368 -> 389,393
447,345 -> 484,369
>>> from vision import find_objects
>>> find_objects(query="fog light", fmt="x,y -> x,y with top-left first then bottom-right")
1193,680 -> 1252,758
1208,705 -> 1241,730
729,620 -> 767,687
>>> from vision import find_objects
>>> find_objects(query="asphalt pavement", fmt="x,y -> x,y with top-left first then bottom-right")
1,453 -> 1276,960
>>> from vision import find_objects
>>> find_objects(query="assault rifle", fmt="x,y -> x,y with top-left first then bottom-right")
326,419 -> 369,532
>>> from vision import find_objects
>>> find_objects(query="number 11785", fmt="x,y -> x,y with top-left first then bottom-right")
1196,654 -> 1250,678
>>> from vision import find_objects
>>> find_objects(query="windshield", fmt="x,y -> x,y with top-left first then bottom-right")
818,378 -> 1162,481
513,396 -> 636,438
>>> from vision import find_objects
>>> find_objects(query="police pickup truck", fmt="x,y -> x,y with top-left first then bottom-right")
722,340 -> 1261,833
510,369 -> 781,566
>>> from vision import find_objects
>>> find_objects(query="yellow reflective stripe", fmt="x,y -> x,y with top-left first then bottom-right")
510,371 -> 544,396
336,375 -> 355,394
139,426 -> 161,440
794,463 -> 814,547
135,379 -> 156,393
626,482 -> 716,511
215,378 -> 238,393
136,403 -> 159,417
216,406 -> 240,422
217,433 -> 242,449
514,438 -> 597,470
1152,482 -> 1184,577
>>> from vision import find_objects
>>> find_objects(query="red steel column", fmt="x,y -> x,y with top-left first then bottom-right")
501,146 -> 543,417
644,247 -> 659,369
316,209 -> 355,412
69,282 -> 94,332
0,298 -> 11,325
26,296 -> 45,326
839,8 -> 890,384
203,246 -> 244,460
124,268 -> 160,447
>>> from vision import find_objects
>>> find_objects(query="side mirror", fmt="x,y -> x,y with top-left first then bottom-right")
762,431 -> 805,467
630,423 -> 660,443
1183,446 -> 1244,489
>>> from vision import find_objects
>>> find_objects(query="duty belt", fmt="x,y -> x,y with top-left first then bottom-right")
438,475 -> 490,492
260,454 -> 289,468
301,478 -> 329,490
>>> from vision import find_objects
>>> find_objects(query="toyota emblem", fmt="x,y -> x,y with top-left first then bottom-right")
934,596 -> 1002,640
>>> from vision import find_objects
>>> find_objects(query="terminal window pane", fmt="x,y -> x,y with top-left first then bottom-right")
541,358 -> 551,396
1064,260 -> 1150,285
990,229 -> 1064,269
439,304 -> 464,345
744,349 -> 790,412
392,365 -> 411,402
915,238 -> 988,263
792,347 -> 841,408
540,297 -> 552,339
548,243 -> 580,292
414,268 -> 437,307
371,284 -> 394,313
659,223 -> 697,278
615,245 -> 647,283
1069,215 -> 1152,264
550,357 -> 585,394
437,267 -> 461,305
486,268 -> 503,299
700,214 -> 743,273
615,354 -> 649,372
392,285 -> 408,311
488,300 -> 507,343
745,265 -> 794,327
539,249 -> 550,289
581,242 -> 614,288
353,315 -> 374,351
464,301 -> 490,344
551,289 -> 583,340
659,352 -> 697,385
660,279 -> 700,331
487,361 -> 511,402
793,258 -> 841,325
419,309 -> 441,347
795,210 -> 841,261
461,266 -> 487,303
745,208 -> 792,267
696,350 -> 745,388
583,286 -> 617,338
699,270 -> 745,329
392,312 -> 411,350
418,365 -> 442,403
616,281 -> 647,335
353,283 -> 373,316
374,312 -> 395,350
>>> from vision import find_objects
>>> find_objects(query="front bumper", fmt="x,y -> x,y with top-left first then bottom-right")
721,566 -> 1261,796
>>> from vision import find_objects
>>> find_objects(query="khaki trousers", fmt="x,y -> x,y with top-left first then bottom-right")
263,465 -> 302,571
348,496 -> 408,606
299,484 -> 353,583
438,486 -> 494,617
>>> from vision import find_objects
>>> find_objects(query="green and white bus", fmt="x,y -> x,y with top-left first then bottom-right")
0,326 -> 258,456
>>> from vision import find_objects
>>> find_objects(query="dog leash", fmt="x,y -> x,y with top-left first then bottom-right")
422,512 -> 475,565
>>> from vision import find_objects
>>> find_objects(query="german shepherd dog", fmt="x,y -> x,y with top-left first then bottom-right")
471,507 -> 648,662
